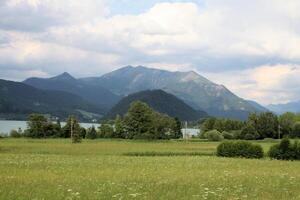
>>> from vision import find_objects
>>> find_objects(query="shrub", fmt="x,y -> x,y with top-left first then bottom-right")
217,141 -> 264,159
205,130 -> 224,141
222,131 -> 234,140
0,133 -> 8,138
244,133 -> 255,140
268,138 -> 300,160
230,130 -> 242,139
10,129 -> 22,138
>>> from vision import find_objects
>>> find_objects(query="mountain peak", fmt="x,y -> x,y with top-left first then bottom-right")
51,72 -> 76,81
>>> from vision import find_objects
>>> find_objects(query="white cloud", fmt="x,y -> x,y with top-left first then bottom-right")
203,64 -> 300,105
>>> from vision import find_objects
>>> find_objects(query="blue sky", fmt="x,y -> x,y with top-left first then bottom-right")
0,0 -> 300,105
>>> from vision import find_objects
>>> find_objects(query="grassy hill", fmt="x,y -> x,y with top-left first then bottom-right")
105,90 -> 207,121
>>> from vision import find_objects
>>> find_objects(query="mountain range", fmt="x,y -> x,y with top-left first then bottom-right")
81,66 -> 265,119
0,79 -> 103,121
105,90 -> 208,121
0,65 -> 269,121
24,72 -> 120,111
267,101 -> 300,114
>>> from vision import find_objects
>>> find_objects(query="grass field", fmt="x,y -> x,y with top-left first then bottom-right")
0,139 -> 300,199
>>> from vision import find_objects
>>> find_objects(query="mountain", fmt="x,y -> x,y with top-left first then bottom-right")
23,72 -> 120,111
267,101 -> 300,114
81,66 -> 263,120
105,90 -> 208,121
0,79 -> 104,121
246,100 -> 269,112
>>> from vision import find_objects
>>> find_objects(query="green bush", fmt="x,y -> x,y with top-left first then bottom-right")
10,129 -> 22,138
205,130 -> 224,141
217,141 -> 264,159
268,138 -> 300,160
229,130 -> 242,139
222,131 -> 234,140
0,133 -> 8,138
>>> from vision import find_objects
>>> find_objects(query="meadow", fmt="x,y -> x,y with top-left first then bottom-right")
0,139 -> 300,199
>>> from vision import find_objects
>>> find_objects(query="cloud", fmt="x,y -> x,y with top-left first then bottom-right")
0,0 -> 108,31
33,0 -> 300,71
203,64 -> 300,105
1,0 -> 300,104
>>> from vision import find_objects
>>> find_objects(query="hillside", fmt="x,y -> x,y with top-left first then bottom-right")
0,79 -> 103,121
105,90 -> 208,121
23,72 -> 120,111
82,66 -> 265,120
247,100 -> 269,112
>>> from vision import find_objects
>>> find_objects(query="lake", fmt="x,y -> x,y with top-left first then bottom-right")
0,120 -> 99,134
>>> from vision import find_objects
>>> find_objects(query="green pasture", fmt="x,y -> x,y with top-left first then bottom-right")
0,139 -> 299,199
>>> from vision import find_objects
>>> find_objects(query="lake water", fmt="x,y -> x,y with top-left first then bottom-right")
0,120 -> 99,134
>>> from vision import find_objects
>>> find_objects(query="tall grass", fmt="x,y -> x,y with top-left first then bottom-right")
0,139 -> 300,199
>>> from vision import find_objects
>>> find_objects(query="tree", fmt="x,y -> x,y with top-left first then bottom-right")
279,112 -> 295,138
62,116 -> 81,143
99,124 -> 114,138
213,119 -> 225,132
26,114 -> 48,138
86,126 -> 97,139
114,115 -> 125,138
241,123 -> 259,140
80,127 -> 86,139
172,117 -> 183,139
201,118 -> 216,133
123,101 -> 154,139
255,112 -> 278,139
150,112 -> 175,140
292,122 -> 300,138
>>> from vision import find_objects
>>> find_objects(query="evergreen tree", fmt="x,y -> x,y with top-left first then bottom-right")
86,126 -> 97,139
80,127 -> 87,139
173,117 -> 183,139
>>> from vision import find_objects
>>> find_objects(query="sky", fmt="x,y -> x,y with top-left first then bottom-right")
0,0 -> 300,105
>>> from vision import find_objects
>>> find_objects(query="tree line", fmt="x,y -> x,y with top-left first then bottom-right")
10,101 -> 182,141
201,112 -> 300,140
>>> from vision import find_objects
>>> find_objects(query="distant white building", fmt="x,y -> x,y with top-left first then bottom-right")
182,128 -> 200,139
